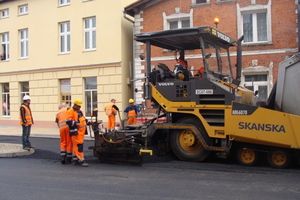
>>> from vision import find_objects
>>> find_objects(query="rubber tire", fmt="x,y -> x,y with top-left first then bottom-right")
236,146 -> 259,166
267,149 -> 291,169
170,117 -> 212,162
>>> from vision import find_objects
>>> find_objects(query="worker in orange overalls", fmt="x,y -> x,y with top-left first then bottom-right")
194,67 -> 205,78
104,98 -> 118,132
66,98 -> 90,167
19,95 -> 35,150
56,103 -> 72,164
123,99 -> 141,125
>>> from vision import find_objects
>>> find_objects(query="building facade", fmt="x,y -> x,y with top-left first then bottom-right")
125,0 -> 299,104
0,0 -> 135,127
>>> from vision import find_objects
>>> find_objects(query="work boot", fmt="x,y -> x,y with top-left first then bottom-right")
65,157 -> 72,164
23,146 -> 30,151
81,162 -> 89,167
28,146 -> 35,149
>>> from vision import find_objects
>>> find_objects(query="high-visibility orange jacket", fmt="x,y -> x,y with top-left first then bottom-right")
66,107 -> 87,136
56,107 -> 69,131
104,102 -> 117,116
19,104 -> 33,126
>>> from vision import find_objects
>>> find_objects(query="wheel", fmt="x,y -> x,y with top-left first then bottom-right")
267,149 -> 291,169
236,147 -> 259,166
170,117 -> 212,162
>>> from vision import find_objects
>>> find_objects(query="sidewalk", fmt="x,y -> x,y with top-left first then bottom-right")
0,125 -> 93,158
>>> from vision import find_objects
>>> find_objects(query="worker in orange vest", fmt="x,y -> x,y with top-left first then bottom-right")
104,99 -> 118,131
56,103 -> 72,164
19,95 -> 35,150
194,67 -> 205,78
123,99 -> 141,125
66,98 -> 90,167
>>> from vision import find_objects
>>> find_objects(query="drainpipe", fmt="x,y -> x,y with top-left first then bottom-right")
123,11 -> 136,102
298,0 -> 300,52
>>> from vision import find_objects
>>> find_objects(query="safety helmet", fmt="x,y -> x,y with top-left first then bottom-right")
129,99 -> 134,103
178,73 -> 185,81
74,98 -> 83,106
23,95 -> 31,101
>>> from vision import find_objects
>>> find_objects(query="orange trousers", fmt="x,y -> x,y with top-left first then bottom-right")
72,128 -> 85,163
127,117 -> 137,125
107,115 -> 116,129
60,127 -> 72,159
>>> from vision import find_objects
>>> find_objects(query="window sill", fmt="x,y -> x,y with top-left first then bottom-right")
58,52 -> 70,55
82,0 -> 93,2
0,16 -> 9,19
82,49 -> 96,53
18,57 -> 28,60
191,3 -> 211,7
0,60 -> 9,62
242,41 -> 273,47
0,115 -> 10,118
216,0 -> 236,5
18,13 -> 28,17
58,4 -> 70,8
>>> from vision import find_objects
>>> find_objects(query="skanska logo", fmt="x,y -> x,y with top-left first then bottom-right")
238,122 -> 286,133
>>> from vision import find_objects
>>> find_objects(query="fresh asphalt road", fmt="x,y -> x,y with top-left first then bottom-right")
1,136 -> 300,200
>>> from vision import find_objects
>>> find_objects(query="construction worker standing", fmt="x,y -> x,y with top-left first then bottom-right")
55,103 -> 72,164
66,98 -> 90,167
19,95 -> 35,150
124,99 -> 141,125
104,99 -> 118,131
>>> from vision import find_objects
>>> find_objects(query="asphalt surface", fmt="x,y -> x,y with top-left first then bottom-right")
1,136 -> 300,200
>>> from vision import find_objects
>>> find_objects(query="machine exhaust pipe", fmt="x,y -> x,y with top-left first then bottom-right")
236,35 -> 244,81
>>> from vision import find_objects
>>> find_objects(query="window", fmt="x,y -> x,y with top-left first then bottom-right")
1,33 -> 9,61
243,12 -> 267,43
84,17 -> 96,50
20,82 -> 29,103
19,5 -> 28,15
169,19 -> 190,29
244,74 -> 268,101
60,79 -> 71,107
2,83 -> 10,116
163,9 -> 193,30
20,29 -> 28,58
59,22 -> 70,53
84,77 -> 97,117
59,0 -> 70,6
1,9 -> 9,18
237,1 -> 272,44
191,0 -> 210,6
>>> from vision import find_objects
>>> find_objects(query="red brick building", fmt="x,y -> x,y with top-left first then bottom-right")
125,0 -> 298,103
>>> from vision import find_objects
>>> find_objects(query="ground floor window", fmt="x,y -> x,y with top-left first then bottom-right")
84,77 -> 97,117
20,82 -> 29,103
60,79 -> 71,107
244,74 -> 268,101
2,83 -> 10,116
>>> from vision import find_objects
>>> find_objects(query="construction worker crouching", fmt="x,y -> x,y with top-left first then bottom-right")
55,103 -> 72,164
124,99 -> 141,125
104,99 -> 118,132
66,98 -> 90,167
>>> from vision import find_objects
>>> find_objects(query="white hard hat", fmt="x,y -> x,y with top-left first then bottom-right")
23,95 -> 31,101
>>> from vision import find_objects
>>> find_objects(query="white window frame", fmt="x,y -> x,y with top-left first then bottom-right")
163,9 -> 193,30
1,32 -> 9,61
20,29 -> 28,59
237,0 -> 272,45
19,5 -> 28,15
1,9 -> 9,18
84,17 -> 96,51
2,83 -> 10,117
59,0 -> 70,6
20,82 -> 29,103
59,22 -> 70,53
84,77 -> 97,117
